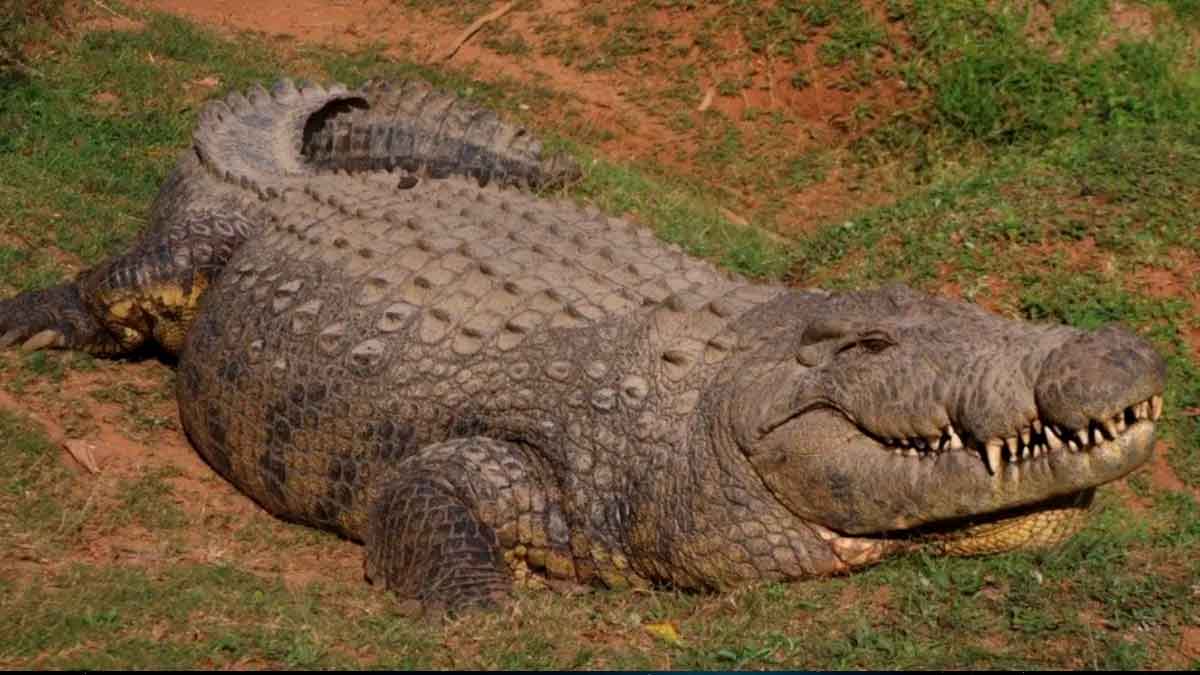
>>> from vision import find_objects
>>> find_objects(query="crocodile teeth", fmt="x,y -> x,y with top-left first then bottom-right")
1065,429 -> 1081,451
1152,395 -> 1163,420
1004,436 -> 1018,461
1101,420 -> 1117,440
947,428 -> 964,451
1046,427 -> 1063,450
1136,401 -> 1149,420
985,439 -> 1003,475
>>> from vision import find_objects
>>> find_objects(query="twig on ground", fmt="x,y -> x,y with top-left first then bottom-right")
437,1 -> 516,62
92,0 -> 130,20
766,45 -> 777,109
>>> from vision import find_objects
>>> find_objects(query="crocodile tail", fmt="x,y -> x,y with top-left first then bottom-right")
193,79 -> 361,195
194,78 -> 581,194
300,79 -> 581,189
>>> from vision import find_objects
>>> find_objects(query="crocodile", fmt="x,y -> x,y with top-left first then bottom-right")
0,79 -> 1167,611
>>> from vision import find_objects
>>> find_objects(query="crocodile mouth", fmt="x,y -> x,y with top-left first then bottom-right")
881,400 -> 1159,552
863,394 -> 1163,478
751,397 -> 1160,544
848,398 -> 1160,542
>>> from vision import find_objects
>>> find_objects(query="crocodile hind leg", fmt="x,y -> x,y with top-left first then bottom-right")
364,436 -> 573,612
0,283 -> 126,354
0,151 -> 262,357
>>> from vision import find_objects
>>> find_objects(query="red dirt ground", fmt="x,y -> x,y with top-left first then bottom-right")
127,0 -> 920,232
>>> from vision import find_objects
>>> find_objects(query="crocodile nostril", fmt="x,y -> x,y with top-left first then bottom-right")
796,345 -> 825,368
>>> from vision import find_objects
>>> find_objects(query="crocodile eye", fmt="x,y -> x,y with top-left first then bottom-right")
860,338 -> 893,353
836,332 -> 895,356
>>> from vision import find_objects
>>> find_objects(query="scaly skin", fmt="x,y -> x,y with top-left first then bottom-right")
0,79 -> 578,355
0,80 -> 1168,611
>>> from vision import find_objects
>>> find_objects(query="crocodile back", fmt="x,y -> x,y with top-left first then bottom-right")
175,171 -> 751,539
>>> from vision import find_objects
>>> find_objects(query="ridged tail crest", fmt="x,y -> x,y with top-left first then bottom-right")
193,78 -> 580,194
193,79 -> 352,193
301,79 -> 580,188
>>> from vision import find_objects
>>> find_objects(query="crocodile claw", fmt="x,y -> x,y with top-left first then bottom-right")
21,329 -> 66,352
0,283 -> 120,355
0,329 -> 24,349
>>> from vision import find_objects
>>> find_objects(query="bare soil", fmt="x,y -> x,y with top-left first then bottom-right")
0,359 -> 363,587
1134,253 -> 1200,363
127,0 -> 917,231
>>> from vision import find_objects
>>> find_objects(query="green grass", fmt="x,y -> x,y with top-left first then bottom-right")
0,0 -> 1197,669
576,148 -> 792,278
0,0 -> 65,77
0,409 -> 88,558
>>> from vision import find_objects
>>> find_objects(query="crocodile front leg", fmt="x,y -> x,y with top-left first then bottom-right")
364,436 -> 575,612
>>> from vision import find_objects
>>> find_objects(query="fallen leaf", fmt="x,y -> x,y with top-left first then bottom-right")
64,439 -> 100,474
195,76 -> 220,88
644,621 -> 682,645
697,87 -> 715,112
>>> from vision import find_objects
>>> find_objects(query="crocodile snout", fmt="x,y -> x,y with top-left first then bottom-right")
1035,324 -> 1167,432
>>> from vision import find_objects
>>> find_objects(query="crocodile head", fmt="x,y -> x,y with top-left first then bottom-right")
724,284 -> 1165,562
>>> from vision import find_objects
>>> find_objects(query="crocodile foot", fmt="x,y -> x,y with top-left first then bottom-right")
0,283 -> 122,354
366,471 -> 512,614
